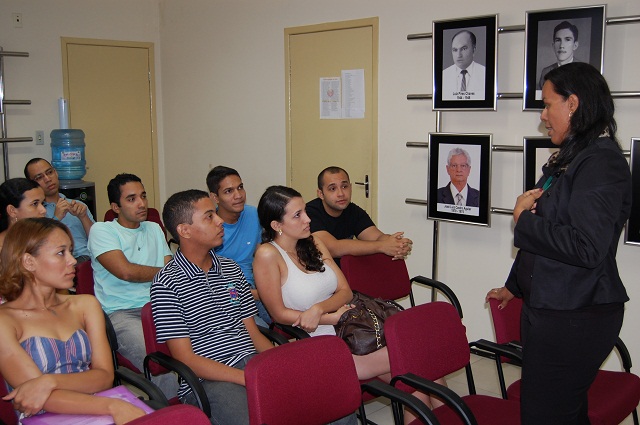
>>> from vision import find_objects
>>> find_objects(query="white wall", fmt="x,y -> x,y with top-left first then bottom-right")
1,0 -> 639,370
0,0 -> 163,183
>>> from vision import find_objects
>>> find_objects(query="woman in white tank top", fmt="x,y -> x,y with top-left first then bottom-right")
253,186 -> 446,418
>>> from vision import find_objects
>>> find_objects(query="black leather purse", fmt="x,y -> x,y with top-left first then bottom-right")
334,291 -> 404,355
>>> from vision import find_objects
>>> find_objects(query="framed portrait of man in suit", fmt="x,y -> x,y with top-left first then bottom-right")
523,137 -> 558,191
523,5 -> 605,110
625,138 -> 640,246
427,133 -> 492,226
432,14 -> 498,111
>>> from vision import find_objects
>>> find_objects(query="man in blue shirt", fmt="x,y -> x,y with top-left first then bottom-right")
25,158 -> 94,261
206,166 -> 271,326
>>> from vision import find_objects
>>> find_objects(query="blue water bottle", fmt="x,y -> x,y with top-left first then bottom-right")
50,129 -> 87,181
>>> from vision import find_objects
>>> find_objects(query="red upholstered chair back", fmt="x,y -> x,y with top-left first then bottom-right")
385,301 -> 470,391
245,336 -> 361,425
75,260 -> 95,296
0,371 -> 18,425
141,303 -> 172,376
340,253 -> 412,302
104,207 -> 167,240
127,404 -> 210,425
488,297 -> 522,345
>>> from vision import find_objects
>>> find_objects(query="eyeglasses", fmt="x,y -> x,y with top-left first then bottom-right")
33,168 -> 56,182
448,164 -> 469,170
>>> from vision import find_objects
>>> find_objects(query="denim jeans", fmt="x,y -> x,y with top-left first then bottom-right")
108,308 -> 179,398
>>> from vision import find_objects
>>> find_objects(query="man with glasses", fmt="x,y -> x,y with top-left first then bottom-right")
436,147 -> 480,207
306,166 -> 412,266
24,158 -> 94,262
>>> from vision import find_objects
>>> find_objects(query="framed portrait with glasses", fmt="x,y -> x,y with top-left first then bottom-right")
523,5 -> 606,110
427,133 -> 492,226
625,138 -> 640,246
432,14 -> 498,111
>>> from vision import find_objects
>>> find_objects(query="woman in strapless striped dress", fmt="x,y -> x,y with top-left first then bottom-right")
0,218 -> 146,424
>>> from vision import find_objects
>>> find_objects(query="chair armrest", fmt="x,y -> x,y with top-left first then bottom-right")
410,275 -> 464,318
115,367 -> 169,410
615,337 -> 634,372
361,379 -> 440,425
469,339 -> 523,363
143,351 -> 211,418
391,373 -> 479,425
271,322 -> 311,340
257,325 -> 289,345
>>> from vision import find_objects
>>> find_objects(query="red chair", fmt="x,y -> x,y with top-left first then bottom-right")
140,303 -> 211,417
340,253 -> 464,312
74,260 -> 95,295
104,207 -> 177,248
385,301 -> 521,425
487,298 -> 640,425
127,404 -> 210,425
244,335 -> 439,425
0,371 -> 18,425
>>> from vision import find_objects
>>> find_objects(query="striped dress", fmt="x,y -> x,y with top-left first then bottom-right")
20,329 -> 92,374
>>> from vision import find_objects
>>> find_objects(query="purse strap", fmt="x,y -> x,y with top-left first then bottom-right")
366,307 -> 383,350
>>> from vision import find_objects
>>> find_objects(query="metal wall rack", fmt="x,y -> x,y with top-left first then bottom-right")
0,47 -> 33,181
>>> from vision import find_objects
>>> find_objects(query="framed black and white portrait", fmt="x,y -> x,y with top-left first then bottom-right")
523,137 -> 558,191
427,133 -> 492,226
432,14 -> 498,111
523,5 -> 606,110
625,138 -> 640,246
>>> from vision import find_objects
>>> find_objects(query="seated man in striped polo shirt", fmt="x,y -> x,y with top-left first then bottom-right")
151,189 -> 275,425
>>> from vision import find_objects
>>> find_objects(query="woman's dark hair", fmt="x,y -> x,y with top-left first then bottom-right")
0,218 -> 73,301
0,178 -> 41,232
257,185 -> 324,272
543,62 -> 618,169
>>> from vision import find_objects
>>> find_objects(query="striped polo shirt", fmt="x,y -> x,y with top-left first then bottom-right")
151,249 -> 258,398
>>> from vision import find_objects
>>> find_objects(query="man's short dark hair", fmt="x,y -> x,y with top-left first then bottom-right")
206,166 -> 240,195
317,166 -> 350,190
24,158 -> 51,179
451,30 -> 477,49
107,173 -> 142,206
553,21 -> 579,42
162,189 -> 209,243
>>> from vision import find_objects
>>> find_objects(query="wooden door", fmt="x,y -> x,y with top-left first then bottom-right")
286,18 -> 378,218
62,38 -> 159,219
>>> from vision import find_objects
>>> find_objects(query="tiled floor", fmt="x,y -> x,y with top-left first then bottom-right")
359,354 -> 636,424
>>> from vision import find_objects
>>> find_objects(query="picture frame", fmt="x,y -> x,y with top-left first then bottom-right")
523,137 -> 558,191
523,5 -> 606,110
427,133 -> 492,226
625,138 -> 640,246
432,14 -> 498,111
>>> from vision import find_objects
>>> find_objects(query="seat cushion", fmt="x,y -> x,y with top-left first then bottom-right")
432,394 -> 520,425
507,370 -> 640,425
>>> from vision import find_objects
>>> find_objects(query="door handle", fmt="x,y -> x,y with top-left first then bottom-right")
354,175 -> 369,198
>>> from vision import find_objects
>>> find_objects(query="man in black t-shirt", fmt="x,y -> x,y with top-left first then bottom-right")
306,166 -> 412,266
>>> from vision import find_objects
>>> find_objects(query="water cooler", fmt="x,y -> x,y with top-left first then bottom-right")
50,129 -> 97,218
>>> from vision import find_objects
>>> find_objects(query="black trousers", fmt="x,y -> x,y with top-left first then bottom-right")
520,303 -> 624,425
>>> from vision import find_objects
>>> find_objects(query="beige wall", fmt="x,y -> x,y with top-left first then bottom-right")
2,0 -> 640,370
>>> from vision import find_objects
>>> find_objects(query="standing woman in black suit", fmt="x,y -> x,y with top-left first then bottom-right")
486,62 -> 632,425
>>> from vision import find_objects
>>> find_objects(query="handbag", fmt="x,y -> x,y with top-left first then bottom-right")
334,291 -> 404,355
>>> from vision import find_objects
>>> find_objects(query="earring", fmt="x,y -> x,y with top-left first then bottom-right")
13,217 -> 18,223
278,229 -> 282,236
568,110 -> 573,119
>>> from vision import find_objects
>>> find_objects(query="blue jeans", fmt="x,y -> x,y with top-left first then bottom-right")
108,308 -> 179,398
